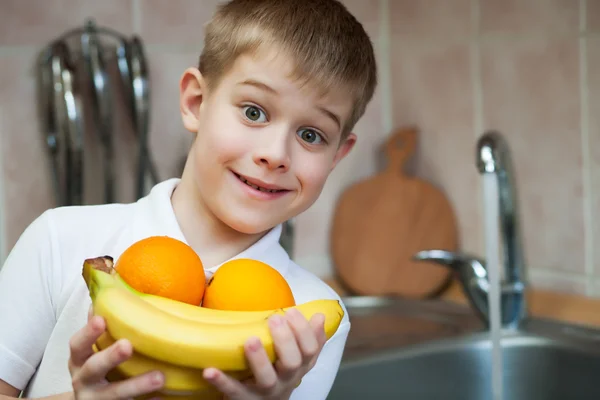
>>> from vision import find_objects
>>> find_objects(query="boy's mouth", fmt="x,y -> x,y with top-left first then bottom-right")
233,172 -> 287,193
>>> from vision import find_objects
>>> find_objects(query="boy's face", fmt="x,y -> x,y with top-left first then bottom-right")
178,48 -> 356,235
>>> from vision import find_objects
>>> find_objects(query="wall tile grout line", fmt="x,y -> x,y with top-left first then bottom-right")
0,45 -> 25,265
0,84 -> 5,265
378,0 -> 393,138
529,268 -> 590,294
0,46 -> 40,56
529,267 -> 590,284
579,0 -> 594,295
471,0 -> 485,257
132,0 -> 142,35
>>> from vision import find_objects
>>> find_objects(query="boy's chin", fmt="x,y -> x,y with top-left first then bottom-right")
219,213 -> 286,236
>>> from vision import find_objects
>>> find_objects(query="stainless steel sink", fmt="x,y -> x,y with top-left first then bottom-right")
328,296 -> 600,400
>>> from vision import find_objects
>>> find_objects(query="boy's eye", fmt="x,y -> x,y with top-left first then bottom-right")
242,105 -> 267,123
297,129 -> 323,144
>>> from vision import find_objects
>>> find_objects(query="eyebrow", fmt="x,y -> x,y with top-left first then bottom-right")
238,79 -> 278,95
237,79 -> 342,131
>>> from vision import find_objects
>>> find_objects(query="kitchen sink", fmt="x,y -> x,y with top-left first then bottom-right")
325,131 -> 600,399
327,296 -> 600,400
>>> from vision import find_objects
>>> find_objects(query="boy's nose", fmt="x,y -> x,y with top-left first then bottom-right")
253,152 -> 290,172
252,137 -> 291,172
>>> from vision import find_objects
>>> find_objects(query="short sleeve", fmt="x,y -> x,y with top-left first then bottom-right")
0,211 -> 60,390
290,321 -> 351,400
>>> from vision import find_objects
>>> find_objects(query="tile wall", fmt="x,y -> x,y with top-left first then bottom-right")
0,0 -> 597,297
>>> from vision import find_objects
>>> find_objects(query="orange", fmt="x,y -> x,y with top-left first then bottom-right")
114,236 -> 206,306
202,259 -> 295,311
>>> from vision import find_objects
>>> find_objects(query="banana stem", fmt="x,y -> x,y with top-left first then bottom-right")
82,256 -> 145,302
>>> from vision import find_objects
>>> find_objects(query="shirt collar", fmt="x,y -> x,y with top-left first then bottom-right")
131,178 -> 289,277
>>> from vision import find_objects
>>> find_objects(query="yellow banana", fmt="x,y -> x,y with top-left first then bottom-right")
83,257 -> 345,371
134,392 -> 223,400
93,344 -> 225,400
141,293 -> 284,324
87,257 -> 290,324
94,332 -> 251,396
93,285 -> 343,370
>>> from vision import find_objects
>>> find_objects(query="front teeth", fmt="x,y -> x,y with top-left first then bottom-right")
239,176 -> 280,193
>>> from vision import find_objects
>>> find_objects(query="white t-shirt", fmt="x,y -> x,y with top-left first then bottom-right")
0,178 -> 350,399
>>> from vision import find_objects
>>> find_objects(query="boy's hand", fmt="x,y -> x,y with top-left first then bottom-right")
67,308 -> 165,399
203,309 -> 326,400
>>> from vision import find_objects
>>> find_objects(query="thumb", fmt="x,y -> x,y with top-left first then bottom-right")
88,304 -> 93,322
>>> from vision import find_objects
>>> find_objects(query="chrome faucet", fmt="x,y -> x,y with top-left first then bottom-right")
414,131 -> 527,329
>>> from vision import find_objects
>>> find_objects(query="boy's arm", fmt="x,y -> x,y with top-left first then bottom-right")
0,211 -> 60,393
290,320 -> 351,400
0,379 -> 20,397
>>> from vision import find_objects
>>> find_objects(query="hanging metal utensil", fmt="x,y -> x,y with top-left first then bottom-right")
115,37 -> 134,119
128,35 -> 160,199
37,43 -> 64,206
60,49 -> 85,206
38,20 -> 162,205
81,19 -> 114,204
46,40 -> 85,206
50,41 -> 74,206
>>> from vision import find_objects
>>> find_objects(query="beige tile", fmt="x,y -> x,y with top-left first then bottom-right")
587,37 -> 600,276
294,80 -> 384,261
480,37 -> 583,273
138,0 -> 221,46
389,0 -> 472,39
0,0 -> 133,46
479,0 -> 579,35
587,0 -> 600,32
340,0 -> 382,40
389,40 -> 481,256
592,280 -> 600,297
139,0 -> 381,46
145,48 -> 199,181
0,52 -> 55,251
529,269 -> 587,296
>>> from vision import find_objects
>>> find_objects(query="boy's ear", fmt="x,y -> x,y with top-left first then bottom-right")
331,133 -> 357,170
179,67 -> 206,133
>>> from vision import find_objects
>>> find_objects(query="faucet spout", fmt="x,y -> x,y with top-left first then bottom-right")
414,131 -> 527,329
414,250 -> 490,324
476,130 -> 526,286
413,250 -> 486,277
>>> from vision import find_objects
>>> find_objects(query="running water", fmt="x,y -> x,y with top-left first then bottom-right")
483,173 -> 503,400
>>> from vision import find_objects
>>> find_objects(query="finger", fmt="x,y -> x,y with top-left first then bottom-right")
69,316 -> 106,368
305,313 -> 327,370
285,309 -> 320,362
88,305 -> 93,322
243,336 -> 278,392
268,314 -> 302,381
309,313 -> 327,347
203,368 -> 249,400
75,338 -> 133,387
96,370 -> 164,400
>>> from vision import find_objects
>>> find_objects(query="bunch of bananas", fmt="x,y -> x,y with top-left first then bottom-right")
82,257 -> 345,399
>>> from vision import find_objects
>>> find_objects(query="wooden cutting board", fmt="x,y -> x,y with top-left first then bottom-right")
330,127 -> 459,298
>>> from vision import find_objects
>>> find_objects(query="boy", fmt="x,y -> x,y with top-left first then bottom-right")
0,0 -> 377,399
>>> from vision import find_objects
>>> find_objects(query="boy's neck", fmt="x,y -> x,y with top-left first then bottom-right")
169,176 -> 268,269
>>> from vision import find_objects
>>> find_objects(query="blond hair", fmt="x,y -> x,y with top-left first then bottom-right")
198,0 -> 377,136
